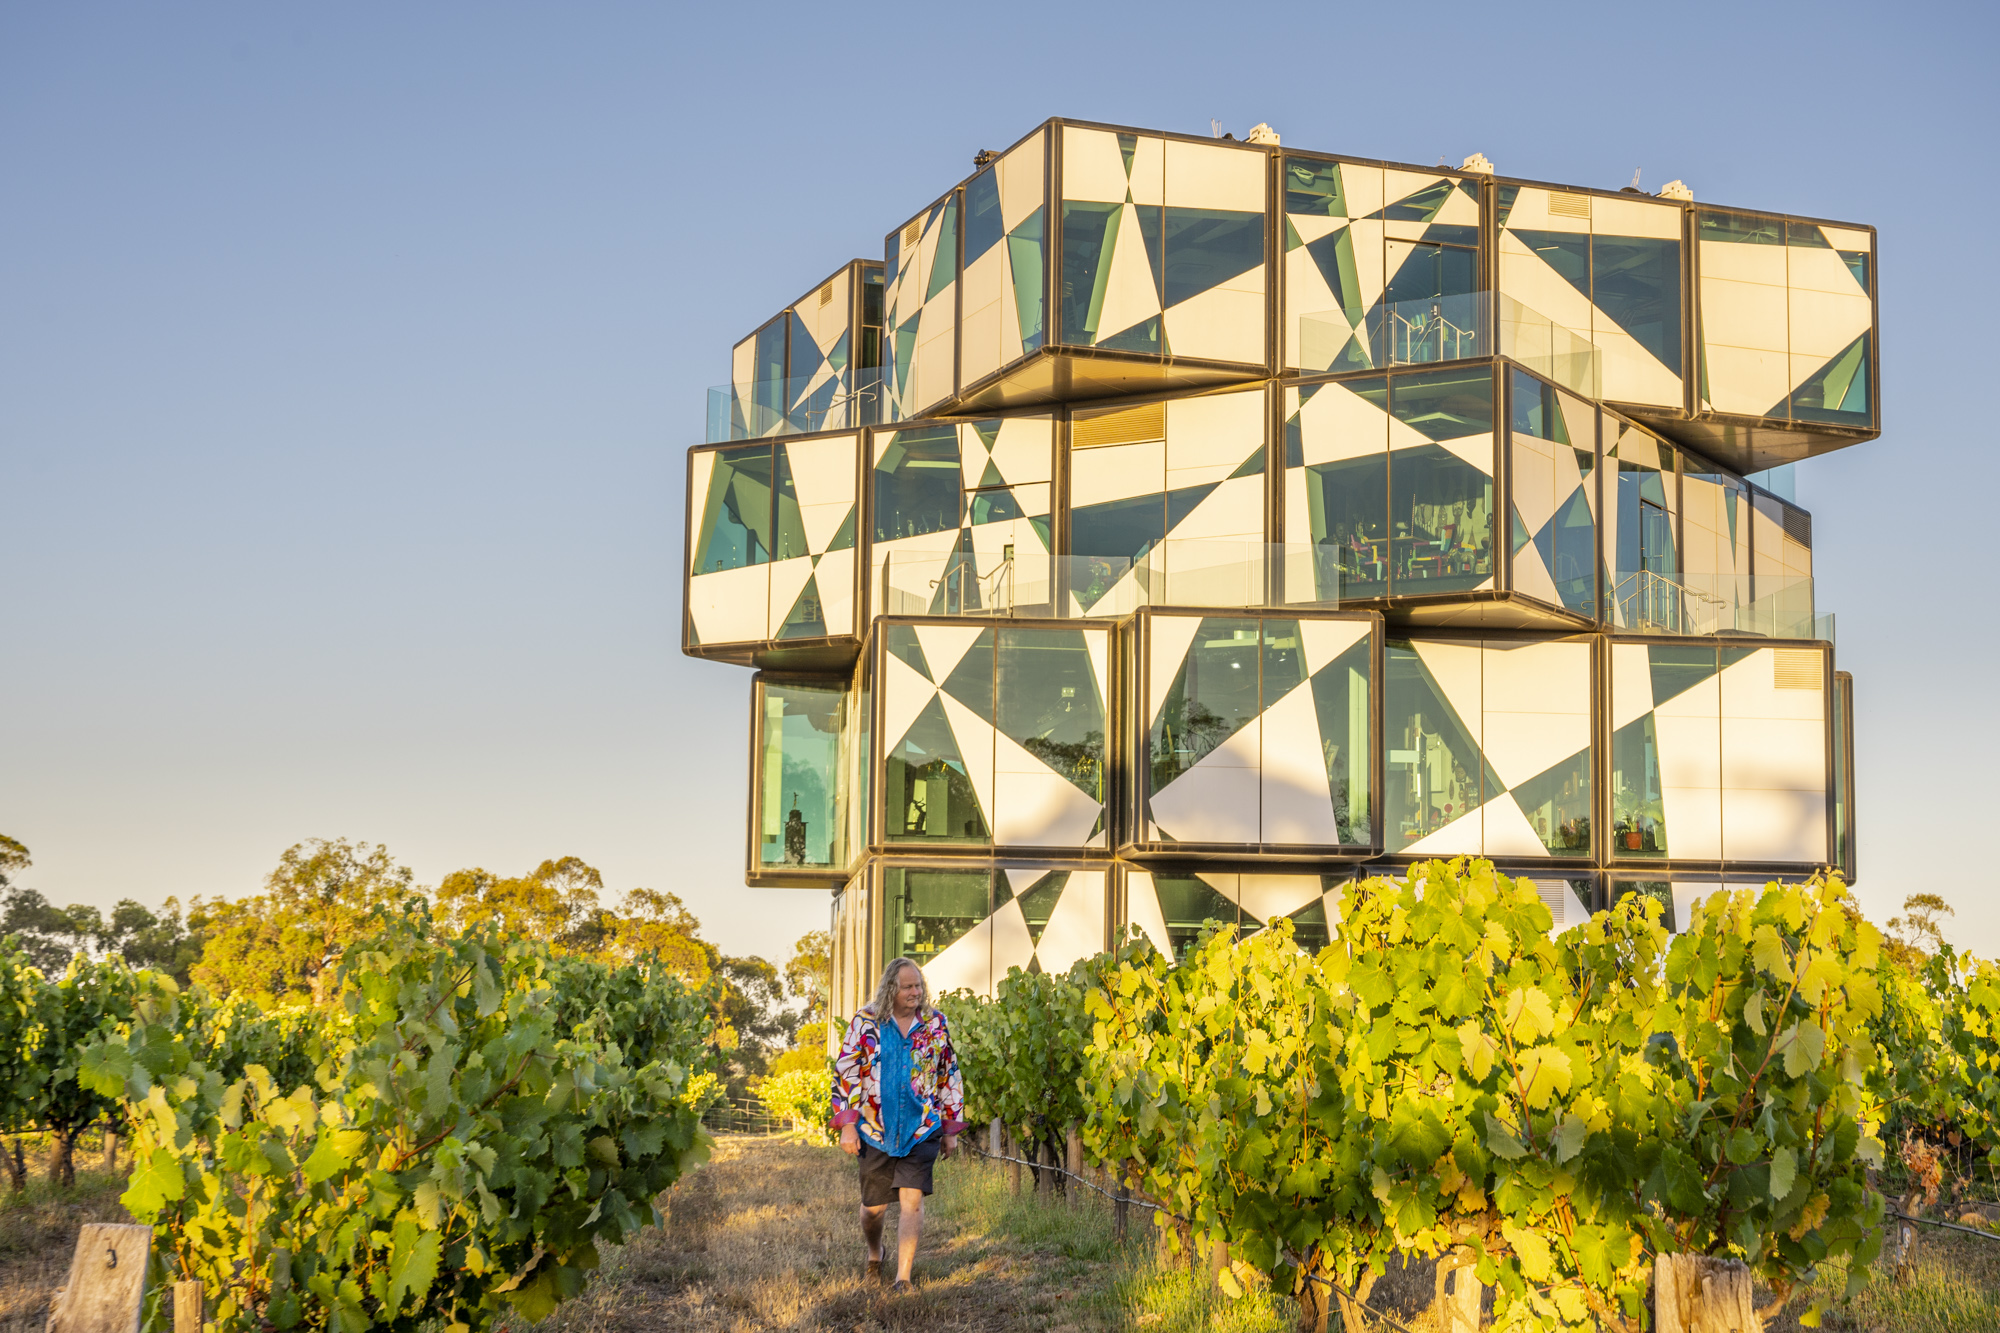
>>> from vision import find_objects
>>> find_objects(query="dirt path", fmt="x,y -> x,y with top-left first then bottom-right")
509,1136 -> 1131,1333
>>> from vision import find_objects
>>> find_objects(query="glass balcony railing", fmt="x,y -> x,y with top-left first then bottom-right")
1608,570 -> 1827,641
1295,293 -> 1603,399
874,542 -> 1347,620
706,367 -> 886,443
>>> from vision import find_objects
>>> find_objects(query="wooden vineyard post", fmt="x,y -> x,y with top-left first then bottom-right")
1005,1129 -> 1022,1198
1654,1253 -> 1759,1332
1113,1164 -> 1129,1240
46,1223 -> 152,1333
174,1281 -> 203,1333
1433,1248 -> 1482,1331
1065,1125 -> 1082,1210
987,1117 -> 1001,1162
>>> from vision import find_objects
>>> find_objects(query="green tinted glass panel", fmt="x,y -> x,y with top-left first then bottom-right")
1283,158 -> 1345,217
1010,207 -> 1046,353
1384,641 -> 1499,852
1613,881 -> 1674,931
1789,333 -> 1871,425
1511,744 -> 1591,855
1310,637 -> 1373,844
1511,369 -> 1569,443
1150,617 -> 1262,798
885,695 -> 989,844
873,426 -> 960,542
1060,201 -> 1121,345
1390,446 -> 1493,594
883,868 -> 989,975
1152,876 -> 1238,960
1610,713 -> 1667,858
771,444 -> 809,562
1591,235 -> 1681,374
964,167 -> 1003,264
1162,208 -> 1264,309
692,443 -> 774,573
1514,230 -> 1590,297
924,197 -> 959,303
1391,366 -> 1493,440
758,680 -> 845,868
998,629 -> 1105,801
1697,211 -> 1782,245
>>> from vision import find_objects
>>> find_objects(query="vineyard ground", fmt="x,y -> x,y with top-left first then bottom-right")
0,1136 -> 1988,1330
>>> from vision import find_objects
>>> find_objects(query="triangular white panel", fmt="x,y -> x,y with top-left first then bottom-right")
1412,640 -> 1484,738
1403,800 -> 1486,856
989,899 -> 1037,984
1295,380 -> 1389,465
1094,203 -> 1164,342
1290,214 -> 1346,245
688,563 -> 768,644
1147,614 -> 1206,726
880,651 -> 941,752
937,692 -> 998,828
1485,794 -> 1555,857
1238,875 -> 1324,923
1511,437 -> 1559,534
1085,629 -> 1110,715
1480,642 -> 1590,789
1003,867 -> 1044,900
1259,679 -> 1342,845
766,556 -> 817,638
1512,538 -> 1561,606
1164,276 -> 1264,366
814,547 -> 855,638
1124,872 -> 1171,954
1432,431 -> 1496,476
989,416 -> 1054,486
1036,872 -> 1106,974
783,438 -> 857,545
914,624 -> 989,685
1150,718 -> 1262,844
992,734 -> 1103,847
1609,644 -> 1655,732
924,914 -> 993,996
1299,619 -> 1370,676
1319,888 -> 1345,928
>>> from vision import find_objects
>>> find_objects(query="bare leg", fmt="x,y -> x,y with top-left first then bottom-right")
895,1188 -> 924,1282
860,1202 -> 887,1261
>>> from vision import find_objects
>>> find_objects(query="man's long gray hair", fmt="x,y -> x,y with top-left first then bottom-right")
868,956 -> 931,1024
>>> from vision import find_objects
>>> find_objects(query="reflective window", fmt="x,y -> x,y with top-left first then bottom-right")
1612,881 -> 1675,932
752,317 -> 786,427
1389,367 -> 1494,594
1149,617 -> 1262,794
965,167 -> 1004,265
691,443 -> 776,574
885,621 -> 992,845
998,630 -> 1106,803
883,868 -> 990,977
1164,209 -> 1264,309
1151,876 -> 1240,960
1384,640 -> 1498,851
1289,377 -> 1389,598
873,426 -> 961,542
755,680 -> 846,871
1592,235 -> 1681,375
1507,370 -> 1597,616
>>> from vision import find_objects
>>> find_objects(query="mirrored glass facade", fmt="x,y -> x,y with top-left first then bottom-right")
694,116 -> 1869,983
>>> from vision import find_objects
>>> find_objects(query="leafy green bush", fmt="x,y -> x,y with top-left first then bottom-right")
757,1066 -> 832,1141
80,906 -> 713,1333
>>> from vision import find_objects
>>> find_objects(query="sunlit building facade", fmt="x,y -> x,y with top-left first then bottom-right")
681,119 -> 1872,1023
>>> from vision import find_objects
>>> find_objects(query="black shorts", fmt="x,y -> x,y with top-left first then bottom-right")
859,1136 -> 940,1205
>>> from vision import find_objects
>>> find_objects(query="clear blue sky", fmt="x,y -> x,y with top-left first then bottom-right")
2,2 -> 1993,963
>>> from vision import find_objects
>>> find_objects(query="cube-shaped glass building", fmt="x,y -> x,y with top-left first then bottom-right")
682,119 -> 1872,1022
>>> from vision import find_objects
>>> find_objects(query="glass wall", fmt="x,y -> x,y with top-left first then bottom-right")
1059,127 -> 1268,366
1832,671 -> 1854,880
1141,611 -> 1374,849
961,128 -> 1047,389
686,434 -> 859,650
1607,641 -> 1827,864
1603,415 -> 1682,631
876,622 -> 1111,851
1495,185 -> 1682,410
872,417 -> 1056,618
883,191 -> 960,420
1696,210 -> 1874,428
1389,367 -> 1496,595
754,679 -> 848,874
829,875 -> 870,1046
1506,369 -> 1598,617
1125,871 -> 1347,959
1283,365 -> 1494,601
1383,637 -> 1592,858
1281,156 -> 1482,373
1068,388 -> 1267,614
878,865 -> 1107,997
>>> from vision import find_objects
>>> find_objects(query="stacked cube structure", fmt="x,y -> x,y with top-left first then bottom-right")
682,119 -> 1873,1025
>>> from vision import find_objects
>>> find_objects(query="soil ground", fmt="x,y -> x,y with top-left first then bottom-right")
2,1133 -> 1998,1331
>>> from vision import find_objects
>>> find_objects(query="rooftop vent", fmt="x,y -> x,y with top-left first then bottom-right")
1658,179 -> 1694,201
1246,123 -> 1280,146
1460,152 -> 1494,174
1549,192 -> 1592,219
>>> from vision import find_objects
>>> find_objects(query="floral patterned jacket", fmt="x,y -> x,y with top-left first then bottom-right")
830,1006 -> 967,1146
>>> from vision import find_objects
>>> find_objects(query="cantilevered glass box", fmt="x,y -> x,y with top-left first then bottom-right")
684,430 -> 861,668
721,260 -> 884,441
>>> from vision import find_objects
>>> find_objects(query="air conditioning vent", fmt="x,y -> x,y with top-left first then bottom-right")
1533,879 -> 1571,926
1072,402 -> 1167,449
1548,191 -> 1592,219
1774,649 -> 1821,690
1781,504 -> 1812,547
902,219 -> 923,249
818,282 -> 835,307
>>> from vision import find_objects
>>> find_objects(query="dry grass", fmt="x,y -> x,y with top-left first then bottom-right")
0,1140 -> 132,1333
